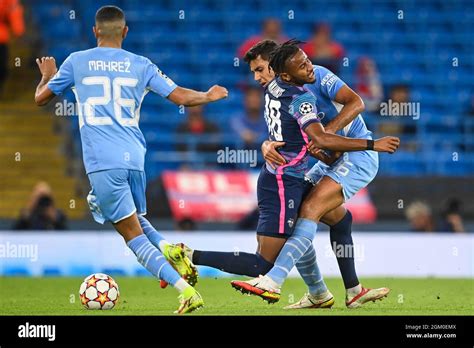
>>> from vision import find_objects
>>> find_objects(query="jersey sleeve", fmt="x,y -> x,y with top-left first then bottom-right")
47,55 -> 74,96
289,91 -> 321,130
317,66 -> 346,100
144,59 -> 177,97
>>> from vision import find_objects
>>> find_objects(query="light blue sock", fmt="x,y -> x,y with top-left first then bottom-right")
137,215 -> 165,249
127,234 -> 181,286
296,245 -> 328,296
267,218 -> 318,285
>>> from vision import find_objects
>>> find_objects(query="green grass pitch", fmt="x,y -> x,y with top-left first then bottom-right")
0,277 -> 472,315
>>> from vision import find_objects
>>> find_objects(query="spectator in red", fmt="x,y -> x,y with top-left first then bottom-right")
0,0 -> 25,95
302,23 -> 345,74
237,18 -> 287,58
355,57 -> 383,113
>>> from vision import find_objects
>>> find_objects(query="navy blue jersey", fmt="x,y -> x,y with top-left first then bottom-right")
263,77 -> 321,178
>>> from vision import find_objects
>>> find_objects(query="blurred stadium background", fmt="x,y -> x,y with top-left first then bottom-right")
0,0 -> 472,280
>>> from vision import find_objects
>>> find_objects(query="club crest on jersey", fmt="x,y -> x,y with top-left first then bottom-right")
299,102 -> 313,115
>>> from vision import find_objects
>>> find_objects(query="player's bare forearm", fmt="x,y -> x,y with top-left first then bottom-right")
305,123 -> 367,151
168,88 -> 210,106
313,132 -> 368,151
35,76 -> 55,106
305,123 -> 400,154
167,85 -> 228,107
324,85 -> 365,134
35,57 -> 57,106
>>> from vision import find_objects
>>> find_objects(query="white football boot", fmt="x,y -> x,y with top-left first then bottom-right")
284,290 -> 335,309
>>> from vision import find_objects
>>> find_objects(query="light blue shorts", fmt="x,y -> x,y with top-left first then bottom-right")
305,150 -> 379,201
87,169 -> 147,224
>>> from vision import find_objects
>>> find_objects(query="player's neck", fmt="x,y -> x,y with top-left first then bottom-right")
281,79 -> 298,87
97,39 -> 122,49
286,80 -> 305,88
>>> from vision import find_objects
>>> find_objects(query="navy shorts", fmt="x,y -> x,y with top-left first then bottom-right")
256,165 -> 306,239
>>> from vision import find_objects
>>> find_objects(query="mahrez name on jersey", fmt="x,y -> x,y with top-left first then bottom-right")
88,60 -> 131,73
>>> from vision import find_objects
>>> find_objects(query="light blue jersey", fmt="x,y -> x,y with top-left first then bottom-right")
305,65 -> 372,140
48,47 -> 177,224
304,66 -> 378,201
48,47 -> 177,174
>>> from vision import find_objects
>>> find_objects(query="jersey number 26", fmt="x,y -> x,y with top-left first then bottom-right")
78,76 -> 139,128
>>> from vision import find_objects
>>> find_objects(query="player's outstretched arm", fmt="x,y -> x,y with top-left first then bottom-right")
305,123 -> 400,154
167,85 -> 228,107
324,85 -> 365,134
34,57 -> 57,106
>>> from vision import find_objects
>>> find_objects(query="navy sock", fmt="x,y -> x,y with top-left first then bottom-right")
330,210 -> 359,289
193,250 -> 273,277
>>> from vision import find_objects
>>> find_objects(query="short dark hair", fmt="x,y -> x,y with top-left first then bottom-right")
95,5 -> 125,23
243,40 -> 279,64
268,39 -> 304,75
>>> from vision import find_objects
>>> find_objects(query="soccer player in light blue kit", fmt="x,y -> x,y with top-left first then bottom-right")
34,5 -> 228,314
233,40 -> 399,308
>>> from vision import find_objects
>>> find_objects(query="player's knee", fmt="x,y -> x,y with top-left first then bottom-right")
299,201 -> 324,221
136,214 -> 150,227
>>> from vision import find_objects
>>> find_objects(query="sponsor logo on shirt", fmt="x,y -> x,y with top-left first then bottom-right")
320,73 -> 337,88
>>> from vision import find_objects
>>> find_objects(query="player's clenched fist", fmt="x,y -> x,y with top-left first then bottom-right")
36,57 -> 57,78
374,136 -> 400,154
206,85 -> 228,102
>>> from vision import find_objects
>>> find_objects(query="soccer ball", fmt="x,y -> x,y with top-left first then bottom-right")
79,273 -> 120,310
